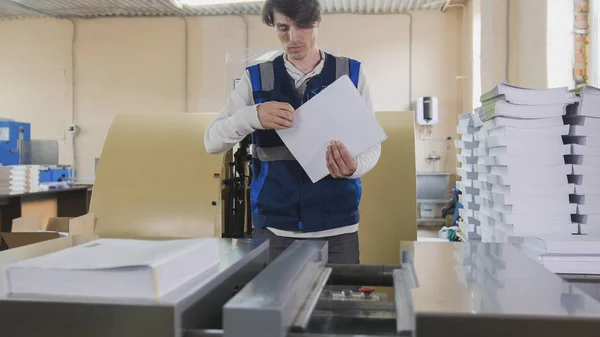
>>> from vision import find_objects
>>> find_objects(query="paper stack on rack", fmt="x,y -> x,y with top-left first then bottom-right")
456,112 -> 482,240
4,238 -> 220,301
0,166 -> 28,195
0,165 -> 42,194
464,83 -> 579,242
26,165 -> 41,193
563,85 -> 600,235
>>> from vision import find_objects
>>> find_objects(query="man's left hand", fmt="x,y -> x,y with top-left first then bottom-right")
326,140 -> 357,178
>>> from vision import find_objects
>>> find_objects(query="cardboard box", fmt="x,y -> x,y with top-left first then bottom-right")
0,213 -> 96,250
0,232 -> 61,250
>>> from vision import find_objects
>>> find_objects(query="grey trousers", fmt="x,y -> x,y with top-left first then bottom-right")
252,228 -> 360,264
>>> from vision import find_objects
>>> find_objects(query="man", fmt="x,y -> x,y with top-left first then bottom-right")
204,0 -> 381,264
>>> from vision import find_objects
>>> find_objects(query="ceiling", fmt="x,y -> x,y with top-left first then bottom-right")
0,0 -> 462,20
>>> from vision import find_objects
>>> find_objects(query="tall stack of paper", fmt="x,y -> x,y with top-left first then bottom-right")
4,238 -> 220,301
465,83 -> 579,242
563,85 -> 600,235
456,112 -> 482,240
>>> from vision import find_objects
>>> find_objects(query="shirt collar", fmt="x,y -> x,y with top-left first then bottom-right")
282,49 -> 326,77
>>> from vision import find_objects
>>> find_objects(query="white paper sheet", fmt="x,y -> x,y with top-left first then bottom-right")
276,75 -> 387,183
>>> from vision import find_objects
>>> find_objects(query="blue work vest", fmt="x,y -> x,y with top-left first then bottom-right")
247,52 -> 363,233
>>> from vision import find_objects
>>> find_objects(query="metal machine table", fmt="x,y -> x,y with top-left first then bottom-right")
0,238 -> 269,337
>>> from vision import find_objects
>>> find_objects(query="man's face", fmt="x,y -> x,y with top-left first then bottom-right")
273,10 -> 318,61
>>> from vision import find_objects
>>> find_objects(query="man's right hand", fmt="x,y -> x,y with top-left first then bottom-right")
257,102 -> 295,130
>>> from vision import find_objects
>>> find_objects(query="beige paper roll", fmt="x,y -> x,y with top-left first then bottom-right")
358,111 -> 418,265
90,113 -> 223,239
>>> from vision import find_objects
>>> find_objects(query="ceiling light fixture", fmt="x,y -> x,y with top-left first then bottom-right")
171,0 -> 265,8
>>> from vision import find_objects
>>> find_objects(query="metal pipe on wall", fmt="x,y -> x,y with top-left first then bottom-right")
68,18 -> 78,180
183,16 -> 189,113
447,3 -> 467,114
237,15 -> 250,67
403,12 -> 413,109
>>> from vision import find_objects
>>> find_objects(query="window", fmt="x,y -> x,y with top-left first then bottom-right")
546,0 -> 575,89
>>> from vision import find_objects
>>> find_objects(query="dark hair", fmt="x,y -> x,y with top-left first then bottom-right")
261,0 -> 322,29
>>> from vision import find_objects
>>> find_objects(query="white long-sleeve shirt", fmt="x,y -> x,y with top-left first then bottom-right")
204,51 -> 381,238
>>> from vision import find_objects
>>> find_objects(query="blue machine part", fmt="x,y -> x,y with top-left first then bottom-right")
39,168 -> 72,183
0,121 -> 31,166
39,170 -> 52,183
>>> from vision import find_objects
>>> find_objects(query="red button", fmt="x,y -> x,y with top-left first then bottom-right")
359,287 -> 375,295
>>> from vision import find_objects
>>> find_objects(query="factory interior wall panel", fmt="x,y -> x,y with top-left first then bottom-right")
21,199 -> 58,230
409,10 -> 463,173
218,12 -> 464,174
196,16 -> 246,113
74,17 -> 187,181
185,17 -> 205,114
509,0 -> 548,88
358,111 -> 417,266
508,0 -> 548,89
479,0 -> 551,92
479,0 -> 509,93
0,11 -> 467,179
0,18 -> 73,166
90,113 -> 222,239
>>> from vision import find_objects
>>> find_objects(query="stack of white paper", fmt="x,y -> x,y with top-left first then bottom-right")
26,165 -> 40,192
563,86 -> 600,235
510,234 -> 600,274
465,84 -> 579,242
0,165 -> 42,194
0,166 -> 29,195
481,83 -> 580,106
456,112 -> 482,240
4,238 -> 220,301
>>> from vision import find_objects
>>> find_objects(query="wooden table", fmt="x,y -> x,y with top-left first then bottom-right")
0,186 -> 90,232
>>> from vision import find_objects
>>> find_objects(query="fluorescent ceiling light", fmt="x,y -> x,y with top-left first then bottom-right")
172,0 -> 264,7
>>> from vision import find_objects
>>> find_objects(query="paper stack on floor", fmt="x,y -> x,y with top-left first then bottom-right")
456,112 -> 482,240
469,83 -> 579,242
563,85 -> 600,235
4,238 -> 220,301
0,165 -> 42,194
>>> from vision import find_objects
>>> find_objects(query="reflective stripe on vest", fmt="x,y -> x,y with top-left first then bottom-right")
248,55 -> 361,99
252,145 -> 295,161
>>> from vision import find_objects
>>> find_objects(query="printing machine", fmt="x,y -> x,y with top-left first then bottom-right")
2,238 -> 600,337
